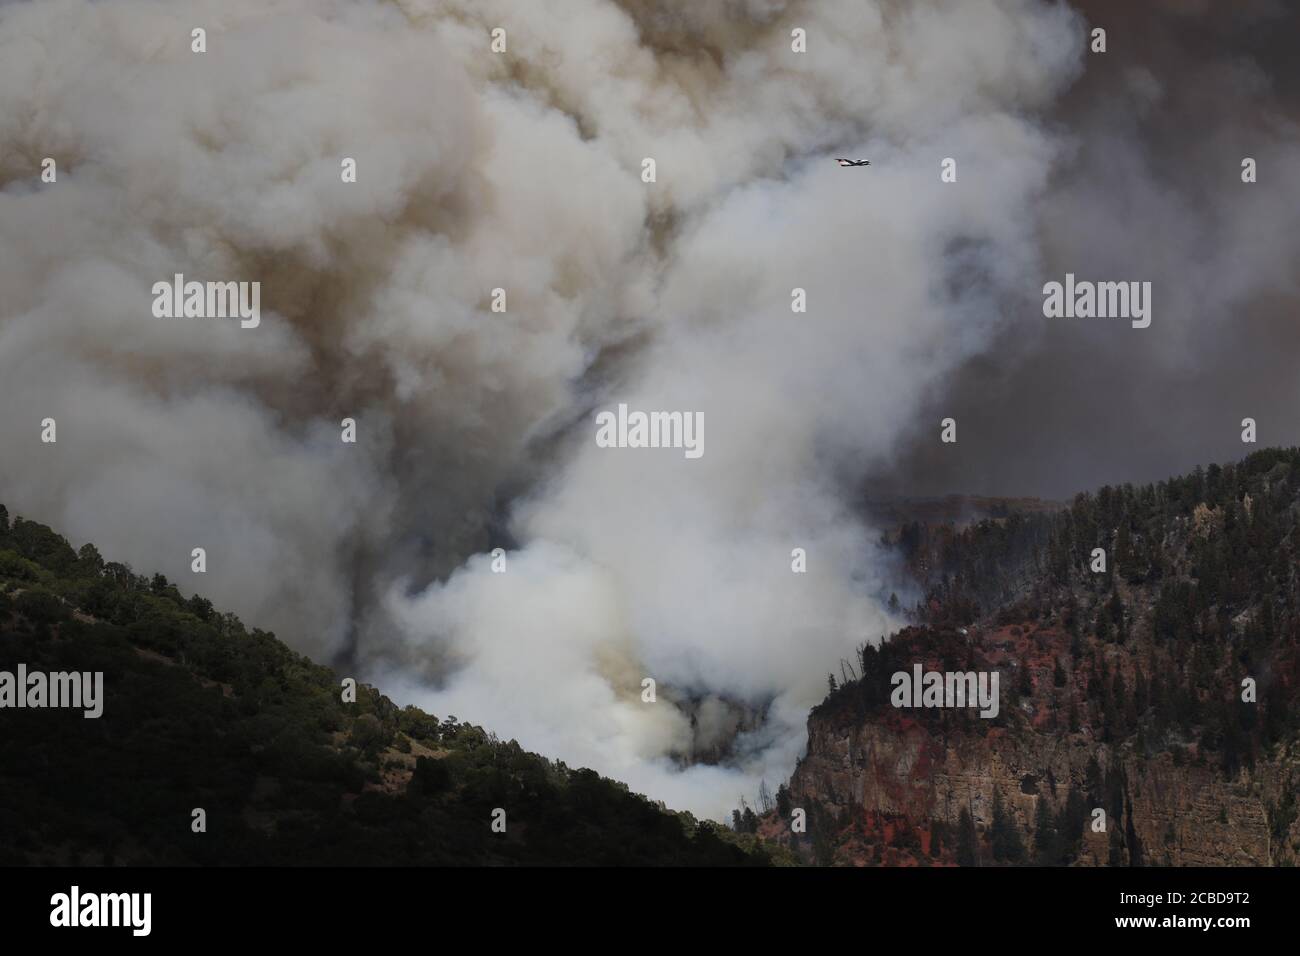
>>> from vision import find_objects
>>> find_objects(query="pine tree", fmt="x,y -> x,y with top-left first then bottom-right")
776,784 -> 792,818
930,820 -> 946,858
1134,667 -> 1148,715
1033,796 -> 1059,865
956,807 -> 978,866
991,787 -> 1025,862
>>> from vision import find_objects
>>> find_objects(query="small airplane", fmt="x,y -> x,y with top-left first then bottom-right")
835,158 -> 870,167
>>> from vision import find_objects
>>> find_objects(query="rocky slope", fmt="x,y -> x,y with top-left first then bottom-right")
771,449 -> 1300,866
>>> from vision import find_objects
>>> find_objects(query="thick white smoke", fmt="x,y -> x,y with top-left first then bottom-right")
1,0 -> 1089,816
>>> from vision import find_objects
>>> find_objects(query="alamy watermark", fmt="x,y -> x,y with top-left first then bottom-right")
1042,273 -> 1151,328
595,403 -> 704,459
0,664 -> 103,718
50,886 -> 150,936
891,664 -> 999,718
152,273 -> 260,328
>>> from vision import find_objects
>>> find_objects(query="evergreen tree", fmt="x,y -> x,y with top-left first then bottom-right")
76,542 -> 104,576
956,807 -> 978,866
930,820 -> 946,858
990,788 -> 1025,862
1033,797 -> 1059,865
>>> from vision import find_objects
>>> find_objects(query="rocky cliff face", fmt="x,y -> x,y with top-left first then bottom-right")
761,454 -> 1300,866
788,676 -> 1298,866
769,621 -> 1300,868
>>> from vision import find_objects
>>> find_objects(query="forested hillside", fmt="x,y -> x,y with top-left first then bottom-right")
0,505 -> 774,866
773,448 -> 1300,866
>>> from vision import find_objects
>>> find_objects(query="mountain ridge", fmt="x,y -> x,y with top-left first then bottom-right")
764,448 -> 1300,865
0,502 -> 779,866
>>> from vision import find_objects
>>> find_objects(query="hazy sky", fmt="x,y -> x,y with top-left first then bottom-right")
879,0 -> 1300,499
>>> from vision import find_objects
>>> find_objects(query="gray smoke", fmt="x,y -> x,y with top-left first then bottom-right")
875,0 -> 1300,500
2,0 -> 1293,817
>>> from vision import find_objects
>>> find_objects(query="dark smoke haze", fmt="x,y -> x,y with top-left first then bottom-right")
878,0 -> 1300,500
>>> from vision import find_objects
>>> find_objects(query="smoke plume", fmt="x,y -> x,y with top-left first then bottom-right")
2,0 -> 1296,816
